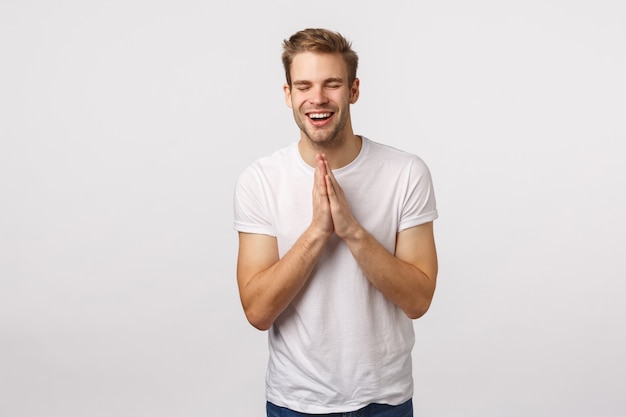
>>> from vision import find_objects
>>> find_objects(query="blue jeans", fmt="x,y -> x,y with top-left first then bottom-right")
266,398 -> 413,417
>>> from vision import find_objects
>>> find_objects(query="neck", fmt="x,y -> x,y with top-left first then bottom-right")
298,134 -> 362,170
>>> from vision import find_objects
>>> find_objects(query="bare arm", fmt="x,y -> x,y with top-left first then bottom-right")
343,222 -> 437,319
236,155 -> 334,330
237,228 -> 328,330
323,158 -> 438,319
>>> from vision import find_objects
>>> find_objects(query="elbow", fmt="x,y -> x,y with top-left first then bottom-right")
404,298 -> 433,320
405,278 -> 437,319
239,290 -> 277,331
248,318 -> 272,331
243,306 -> 274,331
405,306 -> 429,320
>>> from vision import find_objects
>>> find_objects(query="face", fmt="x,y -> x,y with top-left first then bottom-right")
284,52 -> 359,148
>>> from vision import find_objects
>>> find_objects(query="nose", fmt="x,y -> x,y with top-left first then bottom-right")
308,86 -> 328,106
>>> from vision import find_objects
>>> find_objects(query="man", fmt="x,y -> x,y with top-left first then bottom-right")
234,28 -> 438,417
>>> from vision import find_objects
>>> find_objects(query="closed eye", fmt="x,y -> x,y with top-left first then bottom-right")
292,81 -> 311,91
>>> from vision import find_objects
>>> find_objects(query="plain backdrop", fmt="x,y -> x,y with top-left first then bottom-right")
1,1 -> 625,416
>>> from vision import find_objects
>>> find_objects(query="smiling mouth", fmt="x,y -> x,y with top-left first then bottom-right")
307,112 -> 333,121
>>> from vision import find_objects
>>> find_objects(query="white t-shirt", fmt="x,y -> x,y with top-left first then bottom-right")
233,137 -> 438,413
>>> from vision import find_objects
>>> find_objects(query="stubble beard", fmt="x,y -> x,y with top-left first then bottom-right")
294,108 -> 349,151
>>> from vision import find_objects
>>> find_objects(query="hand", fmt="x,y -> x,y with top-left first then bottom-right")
310,153 -> 334,238
321,156 -> 361,240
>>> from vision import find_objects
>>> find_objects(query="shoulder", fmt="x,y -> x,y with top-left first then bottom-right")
248,142 -> 295,170
237,142 -> 298,183
362,137 -> 431,172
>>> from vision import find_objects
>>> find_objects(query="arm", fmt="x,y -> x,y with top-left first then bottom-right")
343,222 -> 437,319
237,228 -> 328,330
236,156 -> 334,331
323,159 -> 438,319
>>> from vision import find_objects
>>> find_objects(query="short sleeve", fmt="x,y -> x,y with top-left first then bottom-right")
233,165 -> 276,236
398,156 -> 438,231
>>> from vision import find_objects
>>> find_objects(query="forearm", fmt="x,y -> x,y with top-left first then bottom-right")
239,227 -> 328,330
344,227 -> 436,319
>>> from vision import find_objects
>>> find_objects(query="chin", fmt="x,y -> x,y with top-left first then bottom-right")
306,130 -> 342,147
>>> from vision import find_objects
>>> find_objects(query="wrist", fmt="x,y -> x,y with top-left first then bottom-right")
306,224 -> 333,243
340,223 -> 367,243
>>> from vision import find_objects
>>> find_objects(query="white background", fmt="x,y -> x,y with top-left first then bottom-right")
1,1 -> 625,416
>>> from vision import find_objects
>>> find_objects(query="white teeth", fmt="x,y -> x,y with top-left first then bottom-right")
309,113 -> 331,119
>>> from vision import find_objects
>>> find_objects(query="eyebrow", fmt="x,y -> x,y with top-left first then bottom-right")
292,77 -> 345,86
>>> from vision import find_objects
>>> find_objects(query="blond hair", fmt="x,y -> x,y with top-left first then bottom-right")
282,28 -> 358,87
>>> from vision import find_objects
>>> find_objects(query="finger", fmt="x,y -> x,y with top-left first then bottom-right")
318,154 -> 328,177
324,175 -> 336,203
323,161 -> 341,195
315,155 -> 329,197
323,160 -> 333,180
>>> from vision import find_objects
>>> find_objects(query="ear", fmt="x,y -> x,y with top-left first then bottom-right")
283,83 -> 293,108
349,78 -> 360,104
